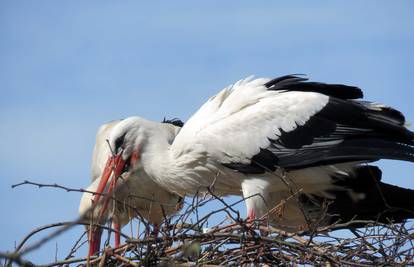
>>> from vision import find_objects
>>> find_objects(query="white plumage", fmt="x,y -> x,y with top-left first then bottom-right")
81,74 -> 414,253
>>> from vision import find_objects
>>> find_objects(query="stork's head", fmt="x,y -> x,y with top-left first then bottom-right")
108,117 -> 144,171
80,116 -> 183,256
107,116 -> 183,175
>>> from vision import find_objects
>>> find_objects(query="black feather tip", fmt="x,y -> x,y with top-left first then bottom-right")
162,117 -> 185,127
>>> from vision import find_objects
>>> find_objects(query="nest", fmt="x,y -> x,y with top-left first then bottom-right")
2,181 -> 414,266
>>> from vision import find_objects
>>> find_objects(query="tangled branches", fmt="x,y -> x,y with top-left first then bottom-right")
2,180 -> 414,266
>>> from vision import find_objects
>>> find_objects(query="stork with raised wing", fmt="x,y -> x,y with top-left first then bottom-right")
86,74 -> 414,238
79,119 -> 183,256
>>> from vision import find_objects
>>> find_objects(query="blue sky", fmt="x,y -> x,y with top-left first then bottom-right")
1,0 -> 414,264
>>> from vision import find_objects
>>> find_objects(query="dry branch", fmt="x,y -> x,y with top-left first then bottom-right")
1,180 -> 413,266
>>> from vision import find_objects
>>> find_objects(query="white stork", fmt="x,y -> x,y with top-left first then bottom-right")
79,119 -> 183,256
85,74 -> 414,240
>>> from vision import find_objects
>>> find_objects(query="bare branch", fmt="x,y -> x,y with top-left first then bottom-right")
5,179 -> 414,266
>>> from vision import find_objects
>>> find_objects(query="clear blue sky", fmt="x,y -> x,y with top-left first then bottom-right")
1,1 -> 414,264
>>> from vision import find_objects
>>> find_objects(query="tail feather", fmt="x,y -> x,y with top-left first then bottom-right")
313,166 -> 414,226
280,138 -> 414,169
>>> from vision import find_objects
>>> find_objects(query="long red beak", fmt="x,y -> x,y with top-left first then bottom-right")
88,152 -> 127,256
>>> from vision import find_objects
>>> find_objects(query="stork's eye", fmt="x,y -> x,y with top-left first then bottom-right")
122,158 -> 131,173
114,133 -> 127,153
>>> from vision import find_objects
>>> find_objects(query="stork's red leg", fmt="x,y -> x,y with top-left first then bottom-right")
113,222 -> 121,248
88,227 -> 103,256
247,209 -> 256,221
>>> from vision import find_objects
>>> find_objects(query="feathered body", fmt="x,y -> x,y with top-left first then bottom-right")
101,75 -> 414,231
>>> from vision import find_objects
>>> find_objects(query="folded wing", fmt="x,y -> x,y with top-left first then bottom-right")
172,75 -> 414,173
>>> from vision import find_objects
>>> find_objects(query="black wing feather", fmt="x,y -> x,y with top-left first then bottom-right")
224,75 -> 414,174
265,74 -> 363,99
162,117 -> 185,127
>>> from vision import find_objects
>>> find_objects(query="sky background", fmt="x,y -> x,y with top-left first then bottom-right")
1,1 -> 414,264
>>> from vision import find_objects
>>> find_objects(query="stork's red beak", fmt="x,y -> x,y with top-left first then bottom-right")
88,152 -> 127,256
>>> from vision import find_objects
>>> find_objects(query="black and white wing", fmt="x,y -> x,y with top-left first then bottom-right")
172,75 -> 414,173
